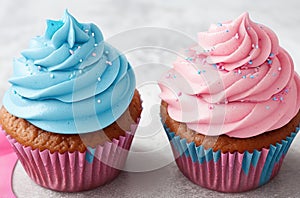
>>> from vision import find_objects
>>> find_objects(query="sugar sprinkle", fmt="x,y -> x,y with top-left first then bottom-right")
208,104 -> 215,110
69,50 -> 74,55
106,61 -> 112,66
267,59 -> 272,65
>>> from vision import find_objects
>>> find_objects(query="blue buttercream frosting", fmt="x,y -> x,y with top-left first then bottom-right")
3,10 -> 136,134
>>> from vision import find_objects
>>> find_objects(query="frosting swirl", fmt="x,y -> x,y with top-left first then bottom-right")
159,12 -> 300,138
198,12 -> 279,71
3,10 -> 136,134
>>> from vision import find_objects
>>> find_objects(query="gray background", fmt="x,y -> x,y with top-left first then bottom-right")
1,0 -> 300,197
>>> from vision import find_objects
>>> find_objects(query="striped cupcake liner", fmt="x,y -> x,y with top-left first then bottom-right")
4,123 -> 138,192
164,124 -> 299,193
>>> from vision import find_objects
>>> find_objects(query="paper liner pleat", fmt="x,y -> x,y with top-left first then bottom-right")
164,124 -> 299,193
5,123 -> 138,192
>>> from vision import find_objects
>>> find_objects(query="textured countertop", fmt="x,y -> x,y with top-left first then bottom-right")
1,0 -> 300,197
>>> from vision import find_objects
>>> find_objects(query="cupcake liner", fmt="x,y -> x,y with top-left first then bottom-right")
164,124 -> 299,193
4,123 -> 138,192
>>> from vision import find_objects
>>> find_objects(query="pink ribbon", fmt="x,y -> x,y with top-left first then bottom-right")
0,129 -> 17,198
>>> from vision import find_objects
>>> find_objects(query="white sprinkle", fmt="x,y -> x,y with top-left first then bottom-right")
77,46 -> 81,49
97,99 -> 101,103
94,43 -> 98,47
278,67 -> 282,71
235,33 -> 239,39
50,74 -> 54,79
69,50 -> 74,55
97,77 -> 101,81
106,61 -> 112,66
79,59 -> 83,63
92,53 -> 96,57
37,66 -> 41,71
85,29 -> 89,33
105,51 -> 109,55
79,69 -> 83,74
252,44 -> 259,49
92,32 -> 95,37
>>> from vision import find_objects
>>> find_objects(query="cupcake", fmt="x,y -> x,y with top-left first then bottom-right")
0,10 -> 142,192
159,12 -> 300,192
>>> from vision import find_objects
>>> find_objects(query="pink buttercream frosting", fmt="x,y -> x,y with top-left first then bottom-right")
159,12 -> 300,138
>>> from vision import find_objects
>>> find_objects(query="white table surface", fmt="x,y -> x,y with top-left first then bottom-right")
1,0 -> 300,197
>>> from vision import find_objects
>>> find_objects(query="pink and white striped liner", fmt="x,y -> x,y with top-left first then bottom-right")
5,123 -> 138,192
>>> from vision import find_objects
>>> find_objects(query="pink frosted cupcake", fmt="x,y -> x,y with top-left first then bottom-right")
0,10 -> 142,192
159,12 -> 300,192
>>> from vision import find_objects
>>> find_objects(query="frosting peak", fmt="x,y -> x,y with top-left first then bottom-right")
45,10 -> 91,48
198,12 -> 279,71
21,10 -> 103,72
3,10 -> 136,134
159,13 -> 300,138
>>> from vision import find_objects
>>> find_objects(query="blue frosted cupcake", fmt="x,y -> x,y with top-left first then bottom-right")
0,10 -> 142,192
